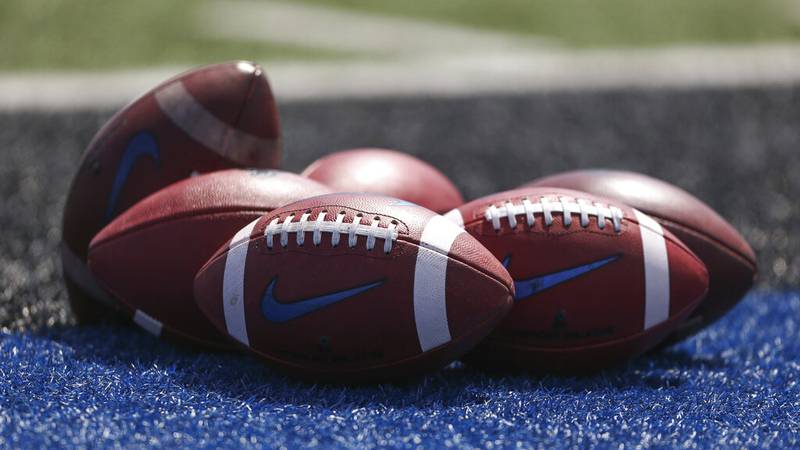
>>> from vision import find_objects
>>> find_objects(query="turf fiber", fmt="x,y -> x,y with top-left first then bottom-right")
1,290 -> 798,448
1,85 -> 799,448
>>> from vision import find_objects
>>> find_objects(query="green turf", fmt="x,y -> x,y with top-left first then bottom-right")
304,0 -> 800,47
0,0 -> 339,71
1,0 -> 799,70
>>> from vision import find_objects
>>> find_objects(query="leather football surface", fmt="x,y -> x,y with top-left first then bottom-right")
446,187 -> 709,370
194,193 -> 514,380
301,148 -> 464,214
87,170 -> 331,348
523,170 -> 757,345
61,61 -> 282,324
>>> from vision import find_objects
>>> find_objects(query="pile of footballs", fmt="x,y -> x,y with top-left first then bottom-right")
61,61 -> 756,382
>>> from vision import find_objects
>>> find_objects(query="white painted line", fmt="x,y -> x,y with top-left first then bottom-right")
266,45 -> 800,100
201,0 -> 551,56
2,45 -> 800,111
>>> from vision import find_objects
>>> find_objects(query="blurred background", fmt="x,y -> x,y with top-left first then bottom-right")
3,0 -> 800,69
2,0 -> 800,107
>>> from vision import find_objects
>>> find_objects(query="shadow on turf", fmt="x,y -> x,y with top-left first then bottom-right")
33,321 -> 730,409
459,347 -> 728,391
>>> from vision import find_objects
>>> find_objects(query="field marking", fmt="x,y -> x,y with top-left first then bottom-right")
200,0 -> 553,56
0,67 -> 184,111
267,44 -> 800,98
1,44 -> 799,111
2,0 -> 800,110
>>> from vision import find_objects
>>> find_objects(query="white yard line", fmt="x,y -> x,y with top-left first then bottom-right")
0,67 -> 186,111
200,0 -> 553,55
2,0 -> 800,110
1,44 -> 799,111
269,45 -> 800,98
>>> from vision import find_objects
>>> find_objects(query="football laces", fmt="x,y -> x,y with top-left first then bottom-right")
265,211 -> 399,253
484,196 -> 623,232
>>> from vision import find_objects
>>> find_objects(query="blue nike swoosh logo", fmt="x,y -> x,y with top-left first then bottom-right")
104,132 -> 160,222
261,277 -> 383,323
503,254 -> 620,301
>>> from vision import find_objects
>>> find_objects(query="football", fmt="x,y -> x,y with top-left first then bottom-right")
523,170 -> 757,344
444,187 -> 709,371
193,193 -> 514,381
62,61 -> 282,323
300,148 -> 464,214
87,170 -> 331,348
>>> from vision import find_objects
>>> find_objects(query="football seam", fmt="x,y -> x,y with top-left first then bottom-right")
459,207 -> 627,238
411,240 -> 515,294
258,204 -> 414,238
461,212 -> 709,275
88,271 -> 234,350
211,66 -> 254,161
484,287 -> 703,355
225,228 -> 515,295
227,64 -> 260,152
202,231 -> 516,300
409,237 -> 515,299
651,216 -> 758,272
237,290 -> 513,380
89,208 -> 271,251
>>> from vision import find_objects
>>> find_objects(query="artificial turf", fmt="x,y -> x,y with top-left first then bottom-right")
1,86 -> 798,448
1,290 -> 797,448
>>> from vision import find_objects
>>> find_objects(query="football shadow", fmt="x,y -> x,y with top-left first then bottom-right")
37,323 -> 498,409
432,345 -> 732,394
39,323 -> 729,409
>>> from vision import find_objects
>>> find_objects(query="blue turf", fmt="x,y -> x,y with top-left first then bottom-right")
1,291 -> 798,449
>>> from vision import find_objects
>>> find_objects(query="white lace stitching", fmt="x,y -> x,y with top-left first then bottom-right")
265,211 -> 399,253
485,196 -> 624,232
